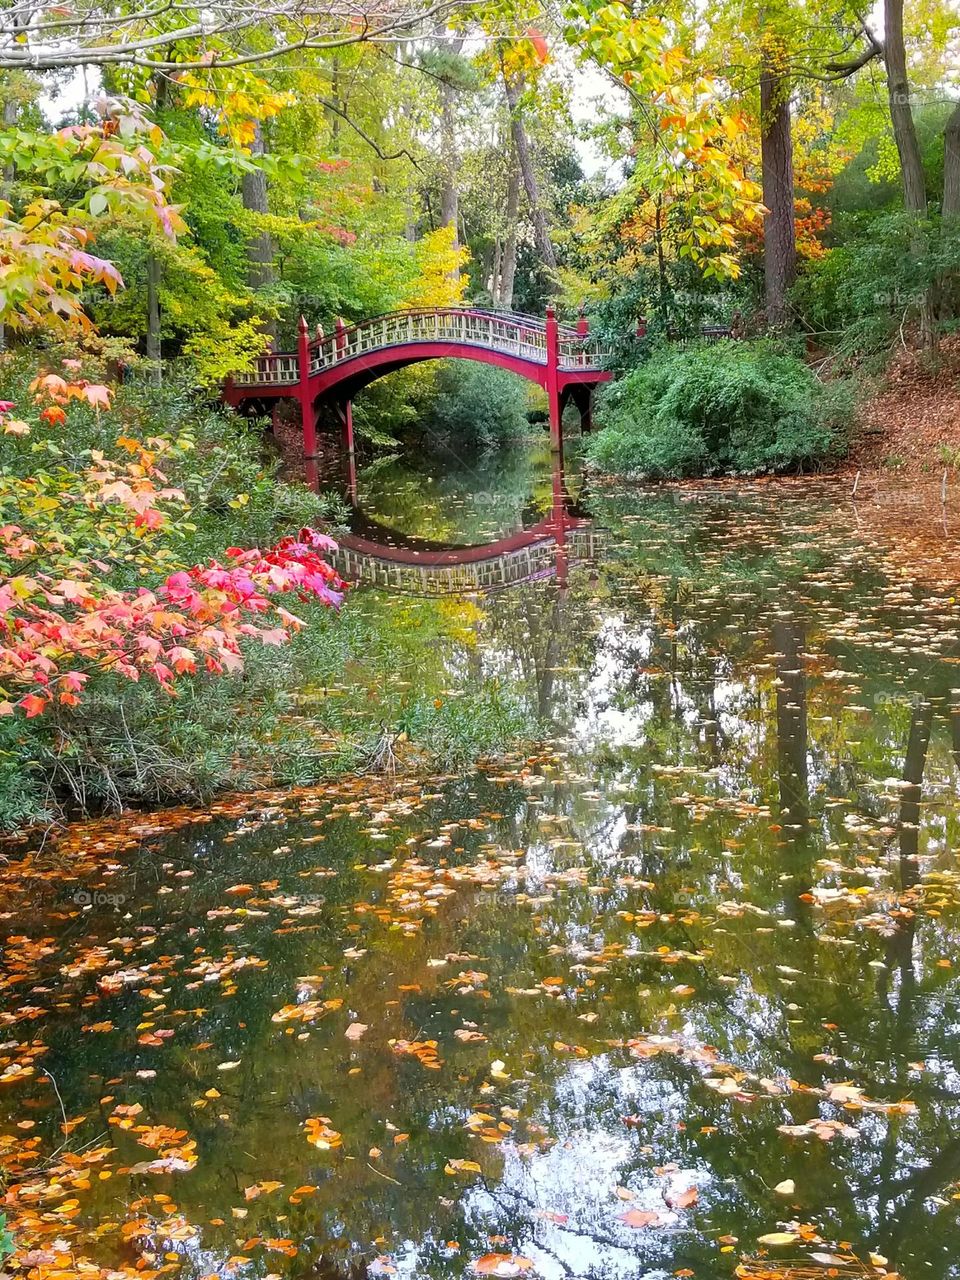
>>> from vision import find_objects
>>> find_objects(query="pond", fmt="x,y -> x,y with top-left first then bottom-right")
4,440 -> 960,1280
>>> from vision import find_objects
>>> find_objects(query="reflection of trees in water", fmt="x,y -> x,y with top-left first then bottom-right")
15,483 -> 960,1278
349,440 -> 578,548
477,576 -> 601,728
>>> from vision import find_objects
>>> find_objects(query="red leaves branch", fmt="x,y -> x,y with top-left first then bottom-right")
0,528 -> 347,717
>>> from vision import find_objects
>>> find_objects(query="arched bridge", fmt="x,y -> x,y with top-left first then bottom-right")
224,306 -> 611,457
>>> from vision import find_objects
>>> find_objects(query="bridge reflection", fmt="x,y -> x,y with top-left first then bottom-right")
306,452 -> 597,594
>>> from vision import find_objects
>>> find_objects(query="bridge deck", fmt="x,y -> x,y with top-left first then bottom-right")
332,523 -> 597,594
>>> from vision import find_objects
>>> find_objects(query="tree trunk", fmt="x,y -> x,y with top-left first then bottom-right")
0,93 -> 17,352
884,0 -> 928,215
884,0 -> 935,346
1,95 -> 17,191
491,237 -> 502,300
439,92 -> 458,235
759,56 -> 796,327
328,57 -> 341,153
899,696 -> 933,876
242,123 -> 276,297
499,156 -> 520,308
145,247 -> 161,376
405,179 -> 418,242
501,64 -> 557,278
943,99 -> 960,219
438,35 -> 464,284
654,194 -> 669,324
773,617 -> 809,831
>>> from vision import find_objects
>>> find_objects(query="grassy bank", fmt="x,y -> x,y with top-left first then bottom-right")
0,352 -> 537,831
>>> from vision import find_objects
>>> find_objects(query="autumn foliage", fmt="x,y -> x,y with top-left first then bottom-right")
0,371 -> 346,721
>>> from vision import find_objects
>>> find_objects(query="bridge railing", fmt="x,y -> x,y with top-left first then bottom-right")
233,352 -> 299,387
230,307 -> 609,390
558,335 -> 607,370
308,308 -> 561,374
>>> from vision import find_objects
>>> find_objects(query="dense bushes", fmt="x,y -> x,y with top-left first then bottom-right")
586,340 -> 853,478
791,211 -> 960,365
351,360 -> 539,450
419,361 -> 533,446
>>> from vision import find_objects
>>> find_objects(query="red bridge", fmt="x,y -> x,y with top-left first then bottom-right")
224,306 -> 611,457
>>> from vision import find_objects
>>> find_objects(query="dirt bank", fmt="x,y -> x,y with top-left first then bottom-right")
850,335 -> 960,473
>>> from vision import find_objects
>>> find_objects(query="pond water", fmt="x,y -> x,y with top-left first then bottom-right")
5,440 -> 960,1280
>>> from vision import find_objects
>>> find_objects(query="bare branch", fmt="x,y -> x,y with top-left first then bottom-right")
824,35 -> 883,78
319,96 -> 421,164
0,0 -> 475,72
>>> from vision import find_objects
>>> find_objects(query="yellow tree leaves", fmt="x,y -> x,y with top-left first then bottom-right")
178,68 -> 295,149
568,3 -> 764,282
401,226 -> 469,308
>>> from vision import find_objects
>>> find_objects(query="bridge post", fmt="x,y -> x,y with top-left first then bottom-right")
545,305 -> 561,453
339,400 -> 355,456
333,320 -> 354,456
297,315 -> 317,459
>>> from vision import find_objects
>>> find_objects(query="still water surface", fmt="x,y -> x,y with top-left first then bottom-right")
4,442 -> 960,1280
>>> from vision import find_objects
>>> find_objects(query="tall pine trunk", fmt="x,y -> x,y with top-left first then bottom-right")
501,62 -> 557,280
437,33 -> 465,284
884,0 -> 935,346
439,80 -> 460,281
498,156 -> 520,308
940,100 -> 960,320
145,249 -> 161,376
242,123 -> 276,334
759,56 -> 796,327
491,238 -> 502,300
943,100 -> 960,219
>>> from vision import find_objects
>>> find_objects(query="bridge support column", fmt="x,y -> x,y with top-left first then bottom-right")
545,305 -> 562,453
297,315 -> 318,459
338,399 -> 355,455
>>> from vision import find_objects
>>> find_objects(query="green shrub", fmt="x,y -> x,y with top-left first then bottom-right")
791,210 -> 960,364
414,360 -> 535,448
586,340 -> 853,478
